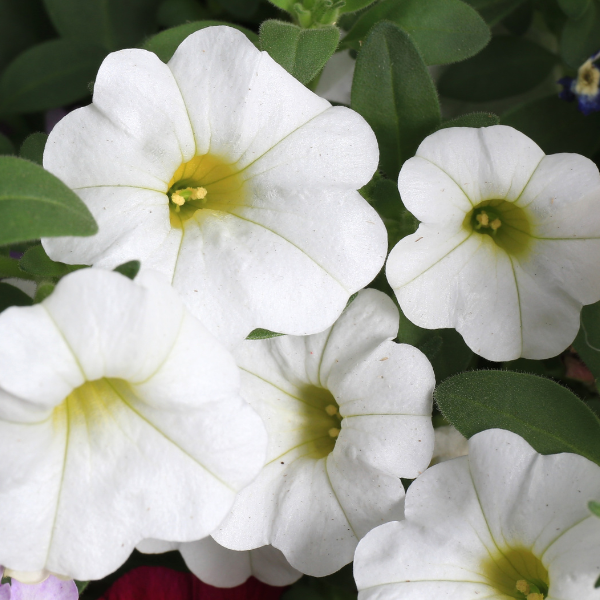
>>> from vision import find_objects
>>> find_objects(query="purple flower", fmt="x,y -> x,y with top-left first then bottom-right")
0,569 -> 78,600
558,51 -> 600,115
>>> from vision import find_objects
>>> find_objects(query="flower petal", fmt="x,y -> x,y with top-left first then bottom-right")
45,49 -> 194,190
10,577 -> 78,600
414,126 -> 545,204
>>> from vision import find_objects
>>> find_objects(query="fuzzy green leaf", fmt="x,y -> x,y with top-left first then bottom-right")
143,21 -> 259,63
0,40 -> 106,115
19,132 -> 48,166
438,36 -> 558,101
246,328 -> 284,340
560,0 -> 600,67
351,21 -> 440,179
574,301 -> 600,383
557,0 -> 591,19
259,20 -> 339,84
435,370 -> 600,465
0,132 -> 14,156
0,156 -> 97,245
19,244 -> 84,278
340,0 -> 377,13
437,112 -> 500,130
113,260 -> 141,280
464,0 -> 526,25
343,0 -> 491,65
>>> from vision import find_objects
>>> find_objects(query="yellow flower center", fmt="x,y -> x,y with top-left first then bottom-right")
294,385 -> 343,459
465,199 -> 531,257
481,547 -> 549,599
575,58 -> 600,96
167,154 -> 246,228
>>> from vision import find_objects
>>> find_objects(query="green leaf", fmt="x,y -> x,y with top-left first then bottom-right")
0,156 -> 98,245
0,255 -> 35,280
75,581 -> 89,595
246,328 -> 284,340
19,244 -> 85,279
557,0 -> 591,18
0,281 -> 32,313
143,21 -> 259,63
437,112 -> 500,130
0,132 -> 15,156
340,0 -> 377,13
438,37 -> 558,102
560,0 -> 600,68
574,301 -> 600,383
267,0 -> 295,12
43,0 -> 161,51
259,21 -> 340,85
19,132 -> 48,166
156,0 -> 211,27
435,370 -> 600,465
34,280 -> 56,303
502,0 -> 534,35
343,0 -> 491,65
464,0 -> 526,25
0,40 -> 106,116
501,95 -> 600,157
359,175 -> 418,249
590,500 -> 600,517
215,0 -> 260,18
351,22 -> 440,179
114,260 -> 141,280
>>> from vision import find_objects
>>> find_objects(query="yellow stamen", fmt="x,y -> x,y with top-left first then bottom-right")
171,192 -> 186,206
490,218 -> 502,231
189,187 -> 207,200
476,211 -> 490,227
516,580 -> 530,595
325,404 -> 338,416
328,428 -> 340,438
575,59 -> 600,96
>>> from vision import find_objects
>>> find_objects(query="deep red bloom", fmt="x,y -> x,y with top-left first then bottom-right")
100,567 -> 285,600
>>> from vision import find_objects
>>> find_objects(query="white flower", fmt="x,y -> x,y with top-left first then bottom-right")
0,268 -> 267,580
137,538 -> 301,588
430,424 -> 468,465
354,428 -> 600,600
42,26 -> 387,348
211,289 -> 435,576
315,50 -> 355,105
386,125 -> 600,361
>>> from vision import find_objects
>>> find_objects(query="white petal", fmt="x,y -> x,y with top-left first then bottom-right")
431,425 -> 468,465
178,538 -> 301,588
136,539 -> 178,553
43,187 -> 178,273
44,49 -> 194,190
315,50 -> 355,105
168,26 -> 330,164
414,126 -> 545,204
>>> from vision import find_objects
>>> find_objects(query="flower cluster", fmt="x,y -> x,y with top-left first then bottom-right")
1,22 -> 600,600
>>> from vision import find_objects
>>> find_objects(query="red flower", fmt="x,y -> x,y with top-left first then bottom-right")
100,567 -> 286,600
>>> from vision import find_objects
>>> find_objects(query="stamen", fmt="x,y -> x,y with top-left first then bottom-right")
516,580 -> 530,595
170,187 -> 208,209
490,218 -> 502,231
476,211 -> 490,228
171,192 -> 186,206
575,59 -> 600,96
328,428 -> 340,438
325,404 -> 338,416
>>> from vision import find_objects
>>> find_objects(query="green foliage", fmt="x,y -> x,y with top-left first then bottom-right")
560,0 -> 600,68
156,0 -> 210,27
501,96 -> 600,158
0,156 -> 98,245
359,175 -> 418,249
0,281 -> 33,313
438,37 -> 558,101
0,40 -> 106,115
19,244 -> 84,278
465,0 -> 526,25
259,20 -> 339,84
0,132 -> 14,156
351,22 -> 440,180
502,0 -> 533,35
246,328 -> 284,340
557,0 -> 590,18
435,370 -> 600,465
114,260 -> 141,280
436,112 -> 500,130
590,500 -> 600,517
574,301 -> 600,383
34,280 -> 55,302
215,0 -> 261,18
43,0 -> 161,51
342,0 -> 491,65
143,21 -> 259,63
283,565 -> 357,599
19,132 -> 48,166
340,0 -> 377,13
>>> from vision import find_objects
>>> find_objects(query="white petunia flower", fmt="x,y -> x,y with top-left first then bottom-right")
0,268 -> 267,581
430,424 -> 468,465
41,26 -> 387,348
387,125 -> 600,361
211,289 -> 435,576
354,428 -> 600,600
137,538 -> 301,588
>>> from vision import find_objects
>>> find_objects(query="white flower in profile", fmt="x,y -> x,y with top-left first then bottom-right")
355,428 -> 600,600
41,26 -> 387,348
387,125 -> 600,361
211,289 -> 435,576
137,538 -> 301,588
0,268 -> 267,581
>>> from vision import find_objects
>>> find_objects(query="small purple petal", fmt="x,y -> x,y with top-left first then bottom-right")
10,578 -> 78,600
0,583 -> 11,600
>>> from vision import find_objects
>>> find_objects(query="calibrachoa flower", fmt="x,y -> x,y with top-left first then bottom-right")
211,289 -> 435,576
0,568 -> 77,600
387,125 -> 600,361
558,51 -> 600,116
0,268 -> 267,580
354,429 -> 600,599
41,26 -> 387,348
430,424 -> 468,465
137,539 -> 301,588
